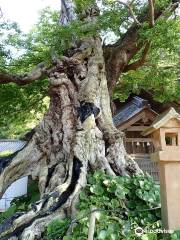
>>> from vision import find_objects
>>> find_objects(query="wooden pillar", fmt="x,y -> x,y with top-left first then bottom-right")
142,108 -> 180,230
156,152 -> 180,229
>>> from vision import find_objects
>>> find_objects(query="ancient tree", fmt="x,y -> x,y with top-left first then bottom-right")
0,0 -> 179,239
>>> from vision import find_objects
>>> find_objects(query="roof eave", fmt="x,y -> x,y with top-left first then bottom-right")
142,108 -> 180,136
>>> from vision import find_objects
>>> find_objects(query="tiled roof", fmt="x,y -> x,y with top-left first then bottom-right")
0,140 -> 26,153
113,96 -> 151,127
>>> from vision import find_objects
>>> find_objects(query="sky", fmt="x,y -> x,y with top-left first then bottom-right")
0,0 -> 60,33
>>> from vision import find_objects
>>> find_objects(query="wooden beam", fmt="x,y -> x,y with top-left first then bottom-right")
126,126 -> 148,131
125,138 -> 153,142
116,108 -> 157,131
117,111 -> 147,131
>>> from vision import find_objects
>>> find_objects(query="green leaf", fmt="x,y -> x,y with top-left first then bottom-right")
98,230 -> 107,239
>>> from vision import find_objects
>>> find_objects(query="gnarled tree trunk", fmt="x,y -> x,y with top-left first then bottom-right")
0,36 -> 141,240
0,0 -> 178,238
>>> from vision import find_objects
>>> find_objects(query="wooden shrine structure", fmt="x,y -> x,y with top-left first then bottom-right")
113,96 -> 159,180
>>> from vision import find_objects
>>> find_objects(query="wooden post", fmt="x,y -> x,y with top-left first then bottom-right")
88,207 -> 96,240
142,108 -> 180,230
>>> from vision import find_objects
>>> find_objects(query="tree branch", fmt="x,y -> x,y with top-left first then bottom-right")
60,0 -> 76,25
123,41 -> 151,72
117,1 -> 141,25
0,63 -> 46,85
148,0 -> 155,27
104,0 -> 180,96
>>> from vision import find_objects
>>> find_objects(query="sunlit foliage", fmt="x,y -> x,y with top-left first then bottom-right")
0,1 -> 179,137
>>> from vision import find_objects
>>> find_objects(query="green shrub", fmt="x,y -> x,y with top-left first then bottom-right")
44,172 -> 178,240
0,204 -> 17,224
44,219 -> 71,240
1,172 -> 178,239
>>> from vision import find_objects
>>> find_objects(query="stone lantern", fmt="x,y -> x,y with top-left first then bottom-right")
142,107 -> 180,230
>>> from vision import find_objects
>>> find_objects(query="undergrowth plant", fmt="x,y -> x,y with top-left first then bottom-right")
1,172 -> 180,239
44,172 -> 180,240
